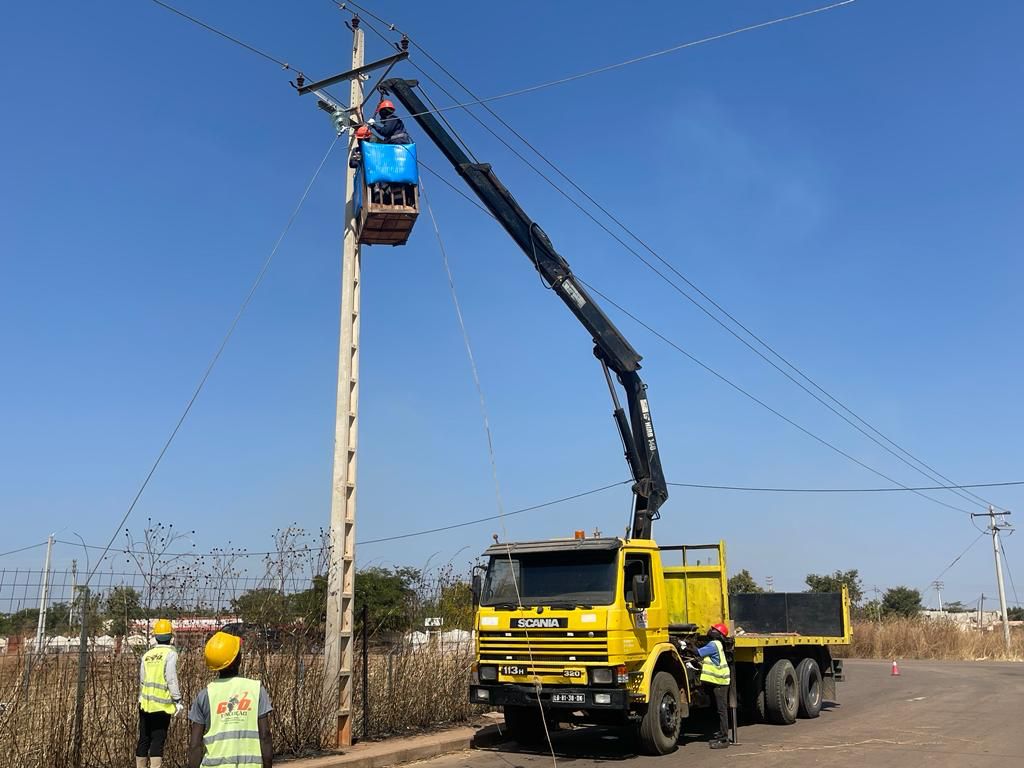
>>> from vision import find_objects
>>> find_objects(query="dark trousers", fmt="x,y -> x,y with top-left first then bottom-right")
708,683 -> 729,737
136,708 -> 171,757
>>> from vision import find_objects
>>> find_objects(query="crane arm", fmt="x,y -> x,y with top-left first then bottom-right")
381,78 -> 668,539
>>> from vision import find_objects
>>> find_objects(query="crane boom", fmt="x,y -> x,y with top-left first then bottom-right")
381,78 -> 668,538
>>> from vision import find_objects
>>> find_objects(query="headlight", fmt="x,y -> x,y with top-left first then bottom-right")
478,665 -> 498,682
591,668 -> 614,684
473,688 -> 490,702
594,693 -> 612,705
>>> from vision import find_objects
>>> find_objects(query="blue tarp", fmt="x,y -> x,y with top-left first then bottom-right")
361,142 -> 419,186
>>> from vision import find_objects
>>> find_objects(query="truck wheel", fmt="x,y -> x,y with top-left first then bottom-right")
503,705 -> 546,745
638,671 -> 681,755
764,659 -> 799,725
796,658 -> 823,718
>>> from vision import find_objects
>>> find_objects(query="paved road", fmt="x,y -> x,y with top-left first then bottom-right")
418,660 -> 1024,767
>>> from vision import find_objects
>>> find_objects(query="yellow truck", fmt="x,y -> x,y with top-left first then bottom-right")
378,80 -> 851,753
469,538 -> 850,754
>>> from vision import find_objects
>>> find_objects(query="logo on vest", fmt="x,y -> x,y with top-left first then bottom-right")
216,690 -> 254,718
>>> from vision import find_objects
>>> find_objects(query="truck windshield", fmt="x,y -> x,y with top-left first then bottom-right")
481,550 -> 617,607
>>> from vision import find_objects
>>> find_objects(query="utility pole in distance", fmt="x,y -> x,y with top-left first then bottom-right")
931,580 -> 944,613
972,506 -> 1013,650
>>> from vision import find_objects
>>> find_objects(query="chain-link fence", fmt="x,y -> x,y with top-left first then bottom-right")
0,527 -> 479,768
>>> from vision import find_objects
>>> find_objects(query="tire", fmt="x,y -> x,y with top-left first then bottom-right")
503,705 -> 546,745
638,671 -> 681,755
764,659 -> 799,725
796,658 -> 823,719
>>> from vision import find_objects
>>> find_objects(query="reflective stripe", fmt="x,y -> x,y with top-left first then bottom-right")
699,640 -> 731,685
204,729 -> 261,745
200,756 -> 264,766
140,692 -> 175,705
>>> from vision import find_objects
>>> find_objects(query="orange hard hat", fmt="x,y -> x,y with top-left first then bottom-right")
375,99 -> 395,114
355,125 -> 372,140
711,622 -> 730,637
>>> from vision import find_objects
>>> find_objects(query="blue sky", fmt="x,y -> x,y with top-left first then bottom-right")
1,1 -> 1021,608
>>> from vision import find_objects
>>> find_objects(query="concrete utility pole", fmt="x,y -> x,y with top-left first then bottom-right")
33,534 -> 54,655
972,506 -> 1013,650
324,18 -> 364,749
931,580 -> 944,613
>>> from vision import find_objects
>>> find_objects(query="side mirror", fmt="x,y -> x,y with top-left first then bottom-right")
632,574 -> 652,609
471,571 -> 483,608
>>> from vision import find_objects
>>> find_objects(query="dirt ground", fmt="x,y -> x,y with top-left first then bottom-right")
416,659 -> 1024,767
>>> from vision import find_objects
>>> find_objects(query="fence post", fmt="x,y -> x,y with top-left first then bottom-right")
72,585 -> 89,768
361,604 -> 369,740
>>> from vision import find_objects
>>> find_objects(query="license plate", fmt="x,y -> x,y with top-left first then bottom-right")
500,665 -> 527,676
551,693 -> 586,704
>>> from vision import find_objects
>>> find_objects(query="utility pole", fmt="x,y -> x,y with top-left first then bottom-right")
33,534 -> 54,655
931,580 -> 944,613
978,593 -> 984,630
765,575 -> 774,593
972,506 -> 1012,650
324,16 -> 364,749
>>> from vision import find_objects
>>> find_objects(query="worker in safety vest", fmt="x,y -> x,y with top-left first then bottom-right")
136,618 -> 183,768
188,631 -> 273,768
349,124 -> 375,169
697,622 -> 732,749
367,99 -> 411,144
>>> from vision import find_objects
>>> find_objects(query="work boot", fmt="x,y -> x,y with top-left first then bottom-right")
709,737 -> 730,749
136,759 -> 147,768
151,759 -> 162,768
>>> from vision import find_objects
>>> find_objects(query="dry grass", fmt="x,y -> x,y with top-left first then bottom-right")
839,618 -> 1024,661
0,639 -> 478,768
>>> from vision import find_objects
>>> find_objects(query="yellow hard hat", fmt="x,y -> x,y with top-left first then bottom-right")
205,631 -> 242,671
153,618 -> 173,636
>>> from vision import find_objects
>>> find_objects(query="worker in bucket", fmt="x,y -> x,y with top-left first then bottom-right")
348,124 -> 375,169
698,622 -> 732,749
188,631 -> 273,768
367,99 -> 411,144
136,619 -> 183,768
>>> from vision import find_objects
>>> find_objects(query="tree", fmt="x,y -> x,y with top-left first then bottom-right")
1007,606 -> 1024,621
805,569 -> 863,605
289,575 -> 328,626
728,570 -> 763,594
943,600 -> 969,613
354,567 -> 418,634
107,586 -> 144,636
882,586 -> 923,617
232,589 -> 291,626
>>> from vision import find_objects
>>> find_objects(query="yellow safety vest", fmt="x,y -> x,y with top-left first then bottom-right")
699,640 -> 731,686
139,646 -> 176,714
202,677 -> 263,767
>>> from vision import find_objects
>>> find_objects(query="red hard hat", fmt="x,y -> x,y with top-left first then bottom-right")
375,99 -> 395,114
355,125 -> 372,140
711,622 -> 730,637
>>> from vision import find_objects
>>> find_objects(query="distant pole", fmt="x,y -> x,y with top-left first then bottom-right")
33,534 -> 54,656
325,15 -> 364,749
765,575 -> 774,593
978,593 -> 984,630
973,506 -> 1012,651
931,580 -> 944,613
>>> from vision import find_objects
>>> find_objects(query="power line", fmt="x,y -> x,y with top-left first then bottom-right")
83,134 -> 341,585
576,279 -> 974,516
358,481 -> 632,545
337,0 -> 857,120
0,541 -> 48,559
669,480 -> 1024,494
922,533 -> 986,596
345,9 -> 999,519
148,0 -> 293,69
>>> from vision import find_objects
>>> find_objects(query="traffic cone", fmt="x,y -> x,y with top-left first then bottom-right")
891,659 -> 901,676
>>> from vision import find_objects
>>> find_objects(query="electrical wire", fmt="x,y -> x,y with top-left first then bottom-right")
921,533 -> 986,596
83,133 -> 341,586
344,3 -> 1009,517
575,278 -> 974,516
0,541 -> 48,559
668,480 -> 1024,493
337,0 -> 857,120
999,538 -> 1020,608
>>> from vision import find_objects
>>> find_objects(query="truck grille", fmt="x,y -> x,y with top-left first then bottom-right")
479,629 -> 609,665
